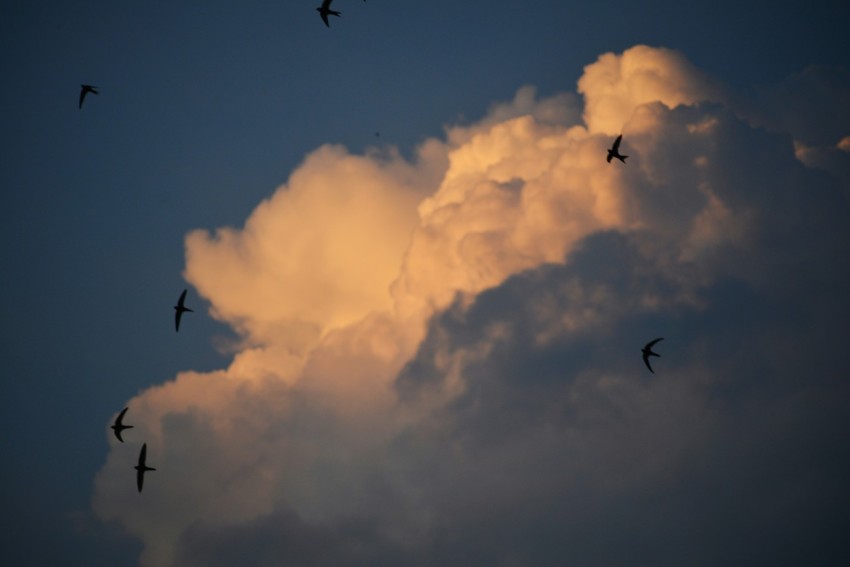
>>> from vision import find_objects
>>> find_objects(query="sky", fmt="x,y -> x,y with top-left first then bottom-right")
1,1 -> 850,565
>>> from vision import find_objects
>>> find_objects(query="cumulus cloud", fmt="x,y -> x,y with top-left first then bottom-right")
93,45 -> 850,566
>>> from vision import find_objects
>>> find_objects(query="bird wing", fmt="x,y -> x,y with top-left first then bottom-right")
642,352 -> 655,373
612,135 -> 622,152
137,444 -> 149,492
175,289 -> 188,331
115,428 -> 125,443
79,88 -> 86,108
321,0 -> 334,9
645,337 -> 664,349
606,153 -> 613,163
115,407 -> 129,426
321,12 -> 330,26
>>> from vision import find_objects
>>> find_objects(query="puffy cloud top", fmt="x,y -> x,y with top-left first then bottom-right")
579,45 -> 725,135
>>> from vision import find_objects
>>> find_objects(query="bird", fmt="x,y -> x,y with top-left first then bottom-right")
606,134 -> 628,164
641,337 -> 664,373
174,289 -> 193,332
135,443 -> 156,493
316,0 -> 341,27
79,84 -> 98,109
110,407 -> 134,443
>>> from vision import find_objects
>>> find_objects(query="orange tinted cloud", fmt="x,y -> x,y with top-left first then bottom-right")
92,46 -> 850,566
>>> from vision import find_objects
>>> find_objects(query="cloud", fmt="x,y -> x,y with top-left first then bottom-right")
578,45 -> 726,135
182,144 -> 429,351
93,46 -> 850,566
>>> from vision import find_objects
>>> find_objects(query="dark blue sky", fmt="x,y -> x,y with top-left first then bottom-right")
1,1 -> 849,565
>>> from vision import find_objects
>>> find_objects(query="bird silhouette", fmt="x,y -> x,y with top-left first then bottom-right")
174,289 -> 193,332
317,0 -> 341,27
110,407 -> 134,443
642,337 -> 663,373
79,84 -> 99,109
135,443 -> 156,493
606,134 -> 628,164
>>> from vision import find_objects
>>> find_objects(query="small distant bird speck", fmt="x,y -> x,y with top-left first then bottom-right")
641,337 -> 664,373
174,289 -> 193,333
317,0 -> 341,27
135,443 -> 156,493
79,84 -> 98,109
607,134 -> 628,164
110,407 -> 134,443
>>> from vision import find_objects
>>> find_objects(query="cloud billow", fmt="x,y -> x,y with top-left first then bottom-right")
93,45 -> 850,566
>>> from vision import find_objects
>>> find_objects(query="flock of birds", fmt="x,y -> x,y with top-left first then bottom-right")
106,289 -> 194,492
89,2 -> 656,495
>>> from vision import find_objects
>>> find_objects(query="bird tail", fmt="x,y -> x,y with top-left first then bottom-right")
620,155 -> 629,162
330,10 -> 341,16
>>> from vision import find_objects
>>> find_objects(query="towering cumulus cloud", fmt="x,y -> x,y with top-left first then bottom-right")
93,46 -> 850,566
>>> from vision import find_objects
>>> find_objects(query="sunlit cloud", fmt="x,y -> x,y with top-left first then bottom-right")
93,45 -> 850,566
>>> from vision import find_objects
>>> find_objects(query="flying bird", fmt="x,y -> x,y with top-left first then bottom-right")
135,443 -> 156,493
174,289 -> 193,332
79,84 -> 98,109
110,407 -> 134,443
316,0 -> 341,27
641,337 -> 664,373
606,134 -> 628,164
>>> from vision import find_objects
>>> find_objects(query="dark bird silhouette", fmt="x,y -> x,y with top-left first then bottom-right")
79,84 -> 98,109
135,443 -> 156,493
606,134 -> 628,164
110,407 -> 134,443
642,337 -> 663,373
174,289 -> 193,332
317,0 -> 341,27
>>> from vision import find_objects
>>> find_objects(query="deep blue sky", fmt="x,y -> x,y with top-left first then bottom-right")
1,1 -> 849,564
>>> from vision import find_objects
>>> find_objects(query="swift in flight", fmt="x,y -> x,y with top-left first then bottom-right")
174,289 -> 193,332
110,407 -> 134,443
607,134 -> 628,164
79,84 -> 98,109
641,337 -> 663,373
135,443 -> 156,493
317,0 -> 341,27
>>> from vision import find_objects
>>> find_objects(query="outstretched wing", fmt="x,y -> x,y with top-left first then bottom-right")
642,352 -> 655,373
645,337 -> 664,349
115,407 -> 129,426
612,134 -> 622,152
321,0 -> 334,9
79,87 -> 86,109
175,289 -> 188,332
138,443 -> 147,466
